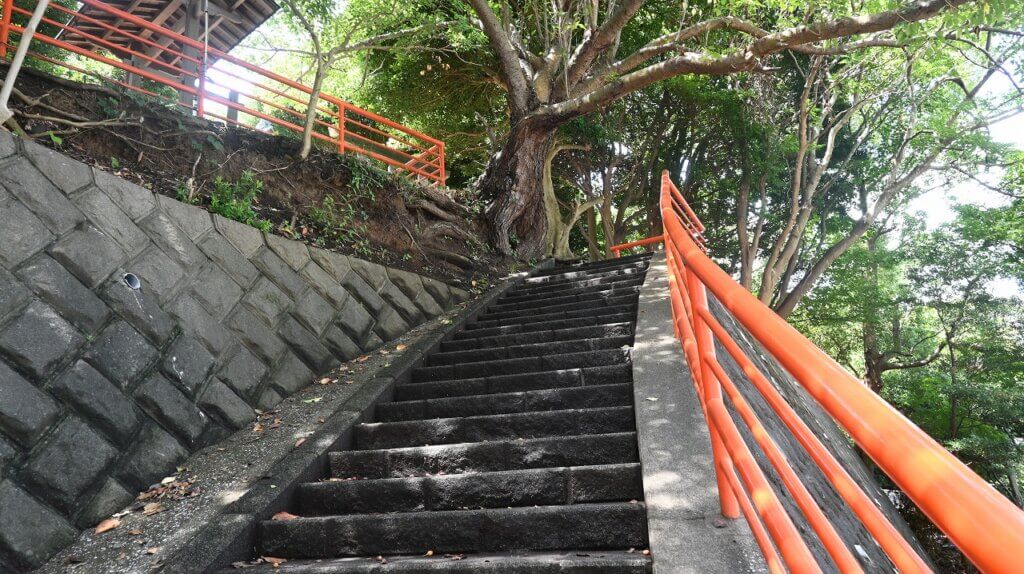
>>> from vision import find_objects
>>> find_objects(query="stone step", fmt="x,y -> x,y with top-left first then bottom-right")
512,267 -> 647,296
488,285 -> 641,313
259,502 -> 649,558
330,432 -> 640,480
523,264 -> 648,288
528,254 -> 651,279
468,303 -> 637,330
498,276 -> 645,304
476,294 -> 639,322
355,406 -> 636,450
297,463 -> 642,515
379,384 -> 632,422
440,323 -> 634,353
393,364 -> 632,401
426,336 -> 631,367
411,349 -> 630,383
217,551 -> 652,573
455,313 -> 638,340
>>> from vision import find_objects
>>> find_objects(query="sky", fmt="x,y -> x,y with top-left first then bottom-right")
907,75 -> 1023,298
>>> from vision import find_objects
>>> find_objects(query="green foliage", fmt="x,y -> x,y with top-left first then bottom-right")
306,195 -> 365,246
209,172 -> 272,232
796,204 -> 1024,507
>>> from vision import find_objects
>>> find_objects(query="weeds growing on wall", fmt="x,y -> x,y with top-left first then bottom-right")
208,171 -> 272,231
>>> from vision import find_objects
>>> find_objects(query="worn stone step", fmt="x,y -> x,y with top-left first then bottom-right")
412,349 -> 630,383
499,276 -> 645,304
469,303 -> 638,330
441,323 -> 634,353
217,551 -> 652,573
524,264 -> 648,288
529,254 -> 651,279
260,502 -> 649,558
512,267 -> 648,297
379,384 -> 632,422
426,336 -> 631,367
330,432 -> 640,480
455,313 -> 637,340
394,364 -> 632,401
355,406 -> 636,449
477,294 -> 639,323
488,285 -> 641,313
297,463 -> 642,515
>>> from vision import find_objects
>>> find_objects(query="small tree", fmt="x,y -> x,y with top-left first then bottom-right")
269,0 -> 449,159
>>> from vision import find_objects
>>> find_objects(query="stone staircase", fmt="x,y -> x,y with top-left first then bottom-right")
233,255 -> 653,572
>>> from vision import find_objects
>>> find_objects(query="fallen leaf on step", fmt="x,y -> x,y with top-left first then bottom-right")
271,511 -> 299,521
94,518 -> 120,534
395,344 -> 407,351
146,547 -> 160,555
142,502 -> 166,516
642,549 -> 651,556
317,377 -> 332,385
301,397 -> 322,404
424,550 -> 434,556
127,529 -> 143,536
294,438 -> 306,448
645,397 -> 659,402
262,556 -> 287,568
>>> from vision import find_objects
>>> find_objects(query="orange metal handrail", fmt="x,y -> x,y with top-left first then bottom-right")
0,0 -> 446,185
611,170 -> 1024,573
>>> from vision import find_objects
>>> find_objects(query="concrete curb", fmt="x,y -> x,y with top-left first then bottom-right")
631,253 -> 765,573
159,260 -> 552,573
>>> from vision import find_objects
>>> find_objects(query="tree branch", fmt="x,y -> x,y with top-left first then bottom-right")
467,0 -> 534,118
548,0 -> 973,119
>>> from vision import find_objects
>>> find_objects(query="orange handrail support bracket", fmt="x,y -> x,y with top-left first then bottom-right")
639,168 -> 1024,573
609,234 -> 664,257
0,0 -> 446,186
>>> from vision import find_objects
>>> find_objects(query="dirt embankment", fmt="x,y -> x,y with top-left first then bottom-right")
3,64 -> 512,288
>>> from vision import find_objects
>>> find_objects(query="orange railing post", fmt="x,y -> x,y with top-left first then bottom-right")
0,0 -> 12,59
337,101 -> 346,154
438,142 -> 446,186
685,267 -> 741,519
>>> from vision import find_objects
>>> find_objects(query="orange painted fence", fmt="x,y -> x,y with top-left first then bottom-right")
612,170 -> 1024,573
0,0 -> 445,185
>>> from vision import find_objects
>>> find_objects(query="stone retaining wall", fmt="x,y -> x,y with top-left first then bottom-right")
0,129 -> 470,571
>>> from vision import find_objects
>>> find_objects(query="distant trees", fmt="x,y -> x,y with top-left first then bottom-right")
795,201 -> 1024,508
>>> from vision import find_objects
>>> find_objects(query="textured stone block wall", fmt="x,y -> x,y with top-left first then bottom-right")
0,130 -> 470,571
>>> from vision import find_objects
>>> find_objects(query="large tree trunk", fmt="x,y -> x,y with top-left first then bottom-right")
479,117 -> 558,258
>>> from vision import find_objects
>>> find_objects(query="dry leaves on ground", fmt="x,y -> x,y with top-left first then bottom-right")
94,518 -> 120,534
142,502 -> 166,516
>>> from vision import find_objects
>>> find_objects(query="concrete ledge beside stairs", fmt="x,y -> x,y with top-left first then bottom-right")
631,253 -> 765,574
